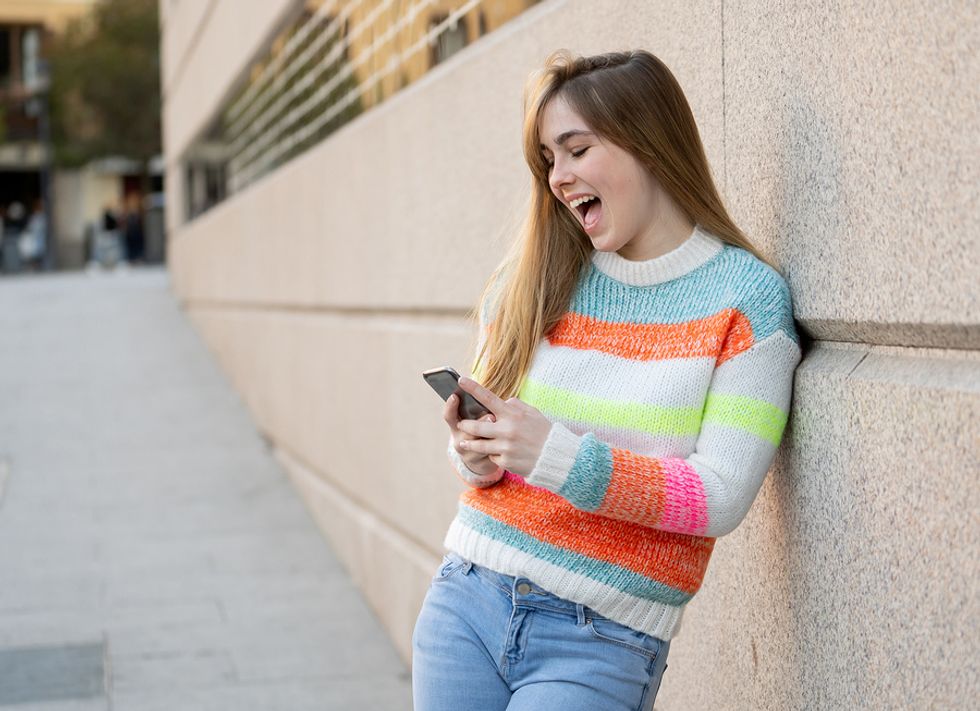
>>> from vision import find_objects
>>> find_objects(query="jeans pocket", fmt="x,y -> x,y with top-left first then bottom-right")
587,616 -> 664,663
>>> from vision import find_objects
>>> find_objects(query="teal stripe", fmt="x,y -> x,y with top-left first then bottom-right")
558,434 -> 612,511
574,247 -> 798,344
519,378 -> 703,437
703,392 -> 788,446
457,505 -> 693,607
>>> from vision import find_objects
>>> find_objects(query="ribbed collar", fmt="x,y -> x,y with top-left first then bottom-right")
589,224 -> 725,286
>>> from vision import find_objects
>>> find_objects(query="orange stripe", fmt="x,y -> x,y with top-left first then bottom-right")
547,309 -> 754,363
718,310 -> 754,364
461,476 -> 714,593
597,450 -> 667,527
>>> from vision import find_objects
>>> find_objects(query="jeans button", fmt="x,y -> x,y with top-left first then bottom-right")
516,582 -> 532,595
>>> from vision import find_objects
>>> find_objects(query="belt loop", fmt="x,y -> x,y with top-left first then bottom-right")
461,560 -> 473,575
576,603 -> 586,626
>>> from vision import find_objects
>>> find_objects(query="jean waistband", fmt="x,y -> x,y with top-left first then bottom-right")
444,552 -> 605,622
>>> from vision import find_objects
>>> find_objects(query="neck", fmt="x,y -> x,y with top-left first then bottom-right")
618,213 -> 697,261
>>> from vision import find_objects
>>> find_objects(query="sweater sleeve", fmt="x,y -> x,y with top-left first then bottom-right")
524,289 -> 802,538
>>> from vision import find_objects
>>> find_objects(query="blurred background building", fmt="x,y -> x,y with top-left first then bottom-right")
162,1 -> 977,709
0,0 -> 163,273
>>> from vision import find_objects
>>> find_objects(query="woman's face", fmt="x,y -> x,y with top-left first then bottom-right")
538,96 -> 666,260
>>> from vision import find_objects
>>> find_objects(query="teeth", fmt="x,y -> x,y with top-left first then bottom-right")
569,195 -> 597,208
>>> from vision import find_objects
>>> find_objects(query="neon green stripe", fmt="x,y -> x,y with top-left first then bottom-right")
703,393 -> 787,445
519,378 -> 702,437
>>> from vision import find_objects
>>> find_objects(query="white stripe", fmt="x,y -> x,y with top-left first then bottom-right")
708,330 -> 800,408
555,417 -> 697,458
527,340 -> 716,410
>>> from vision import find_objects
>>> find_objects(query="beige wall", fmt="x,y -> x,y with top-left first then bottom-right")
160,0 -> 979,707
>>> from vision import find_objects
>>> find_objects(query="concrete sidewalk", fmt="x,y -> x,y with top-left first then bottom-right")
0,268 -> 412,710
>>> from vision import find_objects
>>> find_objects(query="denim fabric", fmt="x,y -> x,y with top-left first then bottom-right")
413,553 -> 670,711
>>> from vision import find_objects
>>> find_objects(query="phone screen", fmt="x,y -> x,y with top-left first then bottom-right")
422,366 -> 492,420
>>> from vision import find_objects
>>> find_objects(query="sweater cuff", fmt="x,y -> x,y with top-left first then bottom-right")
447,444 -> 504,488
526,422 -> 582,492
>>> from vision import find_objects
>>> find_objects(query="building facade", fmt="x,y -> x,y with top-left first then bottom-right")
0,1 -> 96,269
0,0 -> 164,272
160,1 -> 979,708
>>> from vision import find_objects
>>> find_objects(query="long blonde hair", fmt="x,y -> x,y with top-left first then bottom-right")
473,49 -> 771,398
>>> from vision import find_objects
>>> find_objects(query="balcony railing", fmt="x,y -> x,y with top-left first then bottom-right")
182,0 -> 541,222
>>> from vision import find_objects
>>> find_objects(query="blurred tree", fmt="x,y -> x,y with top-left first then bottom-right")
48,0 -> 159,193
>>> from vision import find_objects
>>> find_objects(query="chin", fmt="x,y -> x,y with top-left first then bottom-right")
589,235 -> 623,253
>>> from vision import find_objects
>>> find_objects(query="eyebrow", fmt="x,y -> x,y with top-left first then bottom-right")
540,129 -> 595,151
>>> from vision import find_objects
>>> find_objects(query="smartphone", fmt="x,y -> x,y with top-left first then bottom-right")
422,366 -> 492,420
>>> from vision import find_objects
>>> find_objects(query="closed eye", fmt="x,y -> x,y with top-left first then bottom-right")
542,147 -> 587,170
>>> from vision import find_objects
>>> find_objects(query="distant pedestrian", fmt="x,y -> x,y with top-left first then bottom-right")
89,203 -> 123,267
102,204 -> 119,232
413,50 -> 802,710
6,201 -> 27,233
123,194 -> 145,264
17,199 -> 47,271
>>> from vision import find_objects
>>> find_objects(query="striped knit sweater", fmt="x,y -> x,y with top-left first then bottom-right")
444,225 -> 802,641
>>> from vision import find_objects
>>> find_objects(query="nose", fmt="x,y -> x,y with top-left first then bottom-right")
548,155 -> 573,194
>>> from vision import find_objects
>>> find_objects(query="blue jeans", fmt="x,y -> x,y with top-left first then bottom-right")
413,553 -> 670,711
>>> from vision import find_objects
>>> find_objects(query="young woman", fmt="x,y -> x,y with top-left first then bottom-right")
413,49 -> 802,711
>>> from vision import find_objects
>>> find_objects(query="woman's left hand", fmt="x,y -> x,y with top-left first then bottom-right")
454,376 -> 552,478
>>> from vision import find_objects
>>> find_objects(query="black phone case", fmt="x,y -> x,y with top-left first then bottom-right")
422,366 -> 491,420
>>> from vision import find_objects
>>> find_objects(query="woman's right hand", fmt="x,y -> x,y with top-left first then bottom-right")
444,393 -> 501,478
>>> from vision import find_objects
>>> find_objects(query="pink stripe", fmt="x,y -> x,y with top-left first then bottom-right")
503,470 -> 551,491
503,470 -> 526,485
660,459 -> 708,535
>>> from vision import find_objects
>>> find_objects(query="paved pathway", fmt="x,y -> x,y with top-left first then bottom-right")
0,268 -> 412,710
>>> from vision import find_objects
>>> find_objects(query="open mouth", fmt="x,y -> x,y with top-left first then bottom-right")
571,196 -> 602,230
